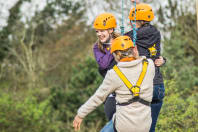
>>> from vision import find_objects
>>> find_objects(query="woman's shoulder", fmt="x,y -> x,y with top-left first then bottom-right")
93,42 -> 99,51
93,42 -> 98,48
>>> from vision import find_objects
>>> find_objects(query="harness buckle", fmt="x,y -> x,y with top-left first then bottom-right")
131,86 -> 140,97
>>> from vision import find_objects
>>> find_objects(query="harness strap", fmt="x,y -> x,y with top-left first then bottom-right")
117,96 -> 151,106
113,59 -> 150,106
113,65 -> 133,92
136,59 -> 149,87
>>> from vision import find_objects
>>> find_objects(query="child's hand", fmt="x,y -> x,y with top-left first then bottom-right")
155,56 -> 165,66
73,115 -> 83,131
131,0 -> 140,4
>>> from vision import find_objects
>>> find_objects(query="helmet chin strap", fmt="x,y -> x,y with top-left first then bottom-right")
102,33 -> 112,45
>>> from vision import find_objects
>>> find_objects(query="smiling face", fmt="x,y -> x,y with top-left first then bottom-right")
95,29 -> 113,43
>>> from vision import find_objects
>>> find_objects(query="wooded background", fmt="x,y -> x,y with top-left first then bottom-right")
0,0 -> 197,131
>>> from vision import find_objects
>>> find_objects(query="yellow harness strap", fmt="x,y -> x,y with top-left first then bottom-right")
113,59 -> 149,97
136,59 -> 149,87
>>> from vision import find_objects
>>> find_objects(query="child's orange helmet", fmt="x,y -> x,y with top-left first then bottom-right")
111,36 -> 134,54
93,13 -> 117,30
129,3 -> 154,22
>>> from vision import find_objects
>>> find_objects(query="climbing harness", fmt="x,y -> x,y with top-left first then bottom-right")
120,0 -> 137,45
132,1 -> 137,46
113,59 -> 150,106
120,0 -> 137,47
120,0 -> 125,35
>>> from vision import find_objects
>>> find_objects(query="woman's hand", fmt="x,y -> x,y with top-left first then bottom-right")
155,56 -> 165,66
73,115 -> 83,131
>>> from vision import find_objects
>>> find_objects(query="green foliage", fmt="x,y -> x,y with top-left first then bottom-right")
0,0 -> 32,60
162,30 -> 198,97
0,0 -> 197,131
33,0 -> 86,41
156,80 -> 198,132
0,0 -> 87,61
67,56 -> 105,124
49,56 -> 105,131
157,0 -> 198,63
176,13 -> 198,64
0,92 -> 61,132
156,4 -> 198,131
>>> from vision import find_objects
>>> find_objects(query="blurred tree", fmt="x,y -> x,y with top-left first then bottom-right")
156,0 -> 198,130
0,0 -> 31,60
49,56 -> 105,131
157,0 -> 198,62
0,0 -> 87,61
31,0 -> 86,45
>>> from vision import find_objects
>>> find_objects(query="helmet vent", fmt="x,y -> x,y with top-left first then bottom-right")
121,43 -> 125,48
103,20 -> 106,26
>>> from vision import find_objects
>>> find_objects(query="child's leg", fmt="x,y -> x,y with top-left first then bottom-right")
150,101 -> 163,132
150,84 -> 165,132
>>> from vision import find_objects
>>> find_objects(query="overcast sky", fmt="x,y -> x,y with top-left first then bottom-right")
0,0 -> 160,27
0,0 -> 46,28
0,0 -> 18,28
0,0 -> 195,31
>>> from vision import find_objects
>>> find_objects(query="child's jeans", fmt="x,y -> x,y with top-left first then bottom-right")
150,84 -> 165,132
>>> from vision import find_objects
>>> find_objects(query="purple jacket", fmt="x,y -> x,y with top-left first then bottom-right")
93,43 -> 114,70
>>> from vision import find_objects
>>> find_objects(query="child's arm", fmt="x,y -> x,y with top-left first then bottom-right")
155,56 -> 166,67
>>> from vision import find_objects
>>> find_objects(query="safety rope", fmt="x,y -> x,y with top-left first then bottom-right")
120,0 -> 125,35
132,1 -> 137,46
120,0 -> 137,46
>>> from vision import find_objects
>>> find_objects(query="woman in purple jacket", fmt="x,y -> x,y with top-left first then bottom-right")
92,13 -> 119,121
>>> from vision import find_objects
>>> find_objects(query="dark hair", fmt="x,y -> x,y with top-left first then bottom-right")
137,20 -> 150,27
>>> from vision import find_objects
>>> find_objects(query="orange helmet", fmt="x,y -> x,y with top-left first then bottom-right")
129,3 -> 154,21
93,13 -> 117,30
111,36 -> 134,54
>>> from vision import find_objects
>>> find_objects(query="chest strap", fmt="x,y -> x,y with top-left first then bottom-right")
113,59 -> 150,106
